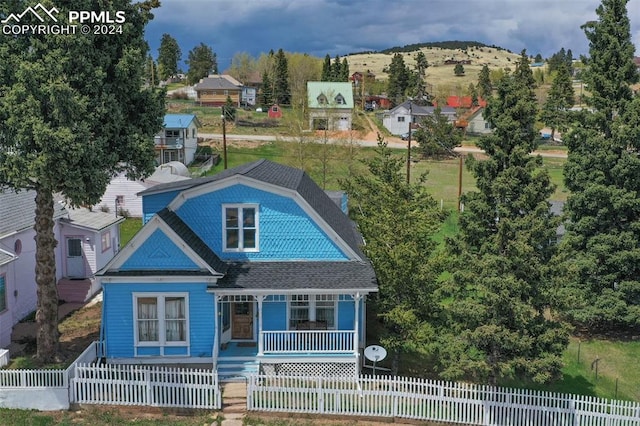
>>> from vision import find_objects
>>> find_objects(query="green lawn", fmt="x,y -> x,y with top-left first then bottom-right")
119,217 -> 143,247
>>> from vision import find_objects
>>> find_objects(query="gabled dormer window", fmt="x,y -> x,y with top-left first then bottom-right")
335,94 -> 346,105
223,204 -> 259,251
317,94 -> 328,105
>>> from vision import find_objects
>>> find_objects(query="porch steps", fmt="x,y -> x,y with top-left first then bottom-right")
217,358 -> 259,382
57,278 -> 92,303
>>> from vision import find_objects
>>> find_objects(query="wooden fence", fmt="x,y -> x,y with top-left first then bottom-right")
247,374 -> 640,425
72,363 -> 221,410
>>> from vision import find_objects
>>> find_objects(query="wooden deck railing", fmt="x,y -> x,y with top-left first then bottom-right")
259,330 -> 355,355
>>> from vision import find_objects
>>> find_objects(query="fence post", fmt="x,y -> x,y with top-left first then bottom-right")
145,367 -> 152,406
317,376 -> 324,413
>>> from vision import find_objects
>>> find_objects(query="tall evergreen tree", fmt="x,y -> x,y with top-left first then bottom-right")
340,57 -> 350,81
186,42 -> 217,85
331,55 -> 342,82
0,0 -> 165,362
478,64 -> 493,100
387,53 -> 409,105
412,51 -> 429,104
436,51 -> 568,385
342,137 -> 443,374
273,48 -> 290,105
157,33 -> 181,81
539,63 -> 575,140
556,0 -> 640,330
260,70 -> 273,107
321,54 -> 332,81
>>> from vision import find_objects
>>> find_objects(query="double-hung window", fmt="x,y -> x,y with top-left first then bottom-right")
223,204 -> 259,251
135,294 -> 188,346
289,295 -> 336,329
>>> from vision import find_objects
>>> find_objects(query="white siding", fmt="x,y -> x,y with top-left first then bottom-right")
93,172 -> 147,218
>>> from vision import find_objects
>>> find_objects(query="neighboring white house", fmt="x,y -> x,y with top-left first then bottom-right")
93,163 -> 191,218
242,86 -> 257,107
382,101 -> 457,135
153,114 -> 201,166
307,82 -> 354,131
465,107 -> 492,135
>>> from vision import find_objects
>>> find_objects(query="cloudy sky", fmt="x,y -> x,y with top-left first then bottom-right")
144,0 -> 640,70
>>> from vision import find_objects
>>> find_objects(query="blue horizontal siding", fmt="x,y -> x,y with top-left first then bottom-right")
103,283 -> 214,359
121,229 -> 199,270
176,184 -> 348,261
262,301 -> 287,330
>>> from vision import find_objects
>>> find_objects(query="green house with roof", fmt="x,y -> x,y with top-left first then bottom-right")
307,82 -> 354,131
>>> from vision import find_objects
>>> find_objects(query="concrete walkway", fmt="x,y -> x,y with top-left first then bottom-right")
219,382 -> 247,426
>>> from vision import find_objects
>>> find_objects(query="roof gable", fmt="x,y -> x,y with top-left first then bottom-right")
141,160 -> 366,260
307,82 -> 354,109
99,208 -> 226,277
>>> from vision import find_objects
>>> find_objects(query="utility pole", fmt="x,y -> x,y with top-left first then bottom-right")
406,101 -> 412,184
458,155 -> 463,211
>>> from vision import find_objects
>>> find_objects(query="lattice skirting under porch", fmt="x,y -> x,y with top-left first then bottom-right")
259,362 -> 356,377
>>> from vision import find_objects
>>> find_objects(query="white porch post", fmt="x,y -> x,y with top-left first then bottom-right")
257,295 -> 265,356
353,292 -> 362,355
213,295 -> 220,369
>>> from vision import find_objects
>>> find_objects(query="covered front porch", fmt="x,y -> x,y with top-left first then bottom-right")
212,292 -> 367,378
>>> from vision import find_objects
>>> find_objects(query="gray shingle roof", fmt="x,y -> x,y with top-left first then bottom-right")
60,208 -> 124,232
0,189 -> 67,237
194,75 -> 242,91
139,160 -> 367,259
157,208 -> 228,274
217,261 -> 377,291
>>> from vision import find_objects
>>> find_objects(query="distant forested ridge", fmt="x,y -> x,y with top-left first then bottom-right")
347,41 -> 510,56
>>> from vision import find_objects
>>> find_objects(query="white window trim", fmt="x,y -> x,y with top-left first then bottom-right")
133,292 -> 190,351
222,204 -> 260,252
287,294 -> 337,330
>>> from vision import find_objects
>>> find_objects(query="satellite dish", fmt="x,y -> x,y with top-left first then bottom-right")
175,144 -> 183,149
364,345 -> 387,376
364,345 -> 387,362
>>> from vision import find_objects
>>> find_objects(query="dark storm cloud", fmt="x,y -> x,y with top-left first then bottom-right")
145,0 -> 640,69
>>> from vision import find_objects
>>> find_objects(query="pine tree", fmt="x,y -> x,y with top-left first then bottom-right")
342,137 -> 443,374
260,71 -> 273,107
157,33 -> 181,81
478,64 -> 493,100
436,51 -> 568,386
321,54 -> 332,81
340,57 -> 350,81
387,53 -> 409,105
186,42 -> 217,84
454,63 -> 465,76
273,48 -> 290,105
0,0 -> 165,362
556,0 -> 640,330
412,51 -> 429,103
539,63 -> 575,140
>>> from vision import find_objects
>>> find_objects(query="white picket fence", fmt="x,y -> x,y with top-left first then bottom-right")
72,363 -> 222,410
247,374 -> 640,425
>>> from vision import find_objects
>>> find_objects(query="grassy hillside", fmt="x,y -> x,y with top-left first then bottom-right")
346,44 -> 526,98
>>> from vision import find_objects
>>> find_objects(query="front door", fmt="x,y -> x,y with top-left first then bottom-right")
231,302 -> 253,340
66,238 -> 85,278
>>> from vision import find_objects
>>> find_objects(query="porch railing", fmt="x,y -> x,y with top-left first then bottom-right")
259,330 -> 355,355
153,136 -> 183,148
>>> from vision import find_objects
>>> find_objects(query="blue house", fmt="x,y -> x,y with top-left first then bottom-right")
96,159 -> 378,378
